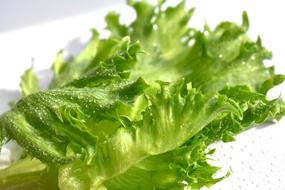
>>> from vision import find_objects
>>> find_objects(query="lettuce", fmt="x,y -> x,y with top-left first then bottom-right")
20,66 -> 40,97
0,1 -> 284,190
0,157 -> 58,190
106,1 -> 284,94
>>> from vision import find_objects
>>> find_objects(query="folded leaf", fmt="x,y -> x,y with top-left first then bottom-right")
58,80 -> 242,189
108,85 -> 285,190
1,67 -> 148,165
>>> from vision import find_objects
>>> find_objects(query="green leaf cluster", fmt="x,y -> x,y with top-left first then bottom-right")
0,1 -> 284,190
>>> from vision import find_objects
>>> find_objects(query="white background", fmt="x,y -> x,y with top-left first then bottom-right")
0,1 -> 284,189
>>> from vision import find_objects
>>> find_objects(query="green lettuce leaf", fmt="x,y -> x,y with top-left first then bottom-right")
0,1 -> 284,190
57,80 -> 242,189
0,157 -> 58,190
20,66 -> 40,97
2,78 -> 242,189
106,1 -> 284,94
102,85 -> 285,190
49,34 -> 140,88
1,76 -> 148,165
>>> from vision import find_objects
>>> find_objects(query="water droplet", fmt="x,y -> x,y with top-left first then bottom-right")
188,39 -> 195,47
180,36 -> 188,43
189,30 -> 195,36
151,16 -> 157,24
153,24 -> 158,30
